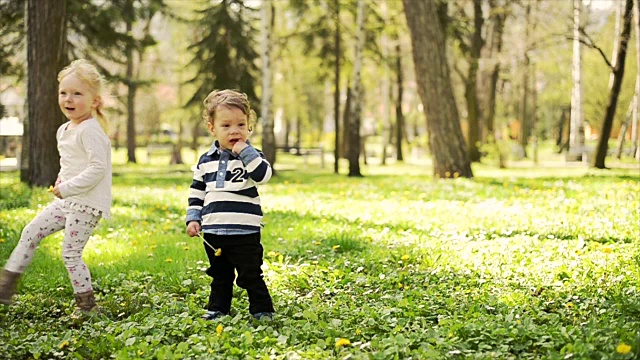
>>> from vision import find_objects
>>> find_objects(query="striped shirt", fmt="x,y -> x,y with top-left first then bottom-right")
186,140 -> 272,235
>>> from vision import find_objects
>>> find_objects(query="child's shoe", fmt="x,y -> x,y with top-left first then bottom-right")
252,312 -> 274,321
202,310 -> 226,320
74,290 -> 98,312
0,269 -> 21,305
71,290 -> 101,320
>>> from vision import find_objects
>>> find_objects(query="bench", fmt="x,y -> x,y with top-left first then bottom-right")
277,146 -> 325,168
146,143 -> 174,163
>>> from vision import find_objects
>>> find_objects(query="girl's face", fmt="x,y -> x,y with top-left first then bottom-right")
58,73 -> 99,123
207,105 -> 249,151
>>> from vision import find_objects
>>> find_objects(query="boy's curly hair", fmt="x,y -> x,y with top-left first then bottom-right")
203,89 -> 256,130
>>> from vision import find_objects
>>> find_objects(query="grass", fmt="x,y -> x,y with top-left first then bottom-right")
0,149 -> 639,359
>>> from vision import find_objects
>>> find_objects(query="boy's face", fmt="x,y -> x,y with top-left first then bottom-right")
208,105 -> 249,151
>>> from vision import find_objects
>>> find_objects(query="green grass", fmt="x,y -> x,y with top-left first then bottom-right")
0,152 -> 639,359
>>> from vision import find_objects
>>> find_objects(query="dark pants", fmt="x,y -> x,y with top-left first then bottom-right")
203,232 -> 274,315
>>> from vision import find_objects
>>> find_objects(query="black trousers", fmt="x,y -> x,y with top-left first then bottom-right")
203,232 -> 274,315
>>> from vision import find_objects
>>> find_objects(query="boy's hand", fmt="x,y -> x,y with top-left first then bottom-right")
232,140 -> 248,155
186,221 -> 201,237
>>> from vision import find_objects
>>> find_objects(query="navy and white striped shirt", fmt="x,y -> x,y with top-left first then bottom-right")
186,140 -> 272,235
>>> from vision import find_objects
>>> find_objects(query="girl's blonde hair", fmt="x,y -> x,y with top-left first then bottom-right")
202,89 -> 256,131
58,59 -> 108,133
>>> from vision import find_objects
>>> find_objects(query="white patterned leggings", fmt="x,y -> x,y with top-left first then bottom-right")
4,199 -> 102,294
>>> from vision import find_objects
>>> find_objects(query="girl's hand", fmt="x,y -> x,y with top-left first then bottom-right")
186,221 -> 201,237
52,185 -> 63,199
232,140 -> 248,155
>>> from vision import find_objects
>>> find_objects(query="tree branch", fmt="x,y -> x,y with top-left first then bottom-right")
568,28 -> 614,69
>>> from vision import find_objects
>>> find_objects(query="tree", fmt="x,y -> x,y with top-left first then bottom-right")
0,0 -> 25,79
288,0 -> 346,173
634,0 -> 640,159
25,0 -> 67,186
568,0 -> 585,161
593,0 -> 634,168
394,41 -> 405,162
186,0 -> 260,114
403,0 -> 473,178
347,0 -> 365,177
261,0 -> 276,168
452,0 -> 484,162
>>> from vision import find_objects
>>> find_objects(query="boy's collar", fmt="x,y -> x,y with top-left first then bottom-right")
206,139 -> 251,156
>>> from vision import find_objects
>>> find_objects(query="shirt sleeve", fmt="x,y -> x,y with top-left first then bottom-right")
186,161 -> 205,225
238,146 -> 272,185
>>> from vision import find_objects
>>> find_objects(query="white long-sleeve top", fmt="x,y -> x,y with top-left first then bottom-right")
56,118 -> 112,218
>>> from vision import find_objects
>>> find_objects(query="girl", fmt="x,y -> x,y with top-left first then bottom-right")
0,59 -> 111,315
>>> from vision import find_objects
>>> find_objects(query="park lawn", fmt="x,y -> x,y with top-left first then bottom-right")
0,154 -> 639,359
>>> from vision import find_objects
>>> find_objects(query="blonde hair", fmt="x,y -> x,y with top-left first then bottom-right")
58,59 -> 108,133
202,89 -> 256,131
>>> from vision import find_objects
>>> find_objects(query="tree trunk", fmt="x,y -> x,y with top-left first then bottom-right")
191,121 -> 200,153
261,0 -> 276,169
403,0 -> 473,178
593,0 -> 633,169
171,119 -> 184,165
465,0 -> 483,162
531,63 -> 538,164
25,0 -> 67,186
633,0 -> 640,159
342,87 -> 351,158
381,1 -> 390,166
484,0 -> 506,139
333,0 -> 341,174
125,14 -> 137,164
395,41 -> 404,162
568,0 -> 585,161
615,98 -> 634,158
519,1 -> 531,158
347,0 -> 365,177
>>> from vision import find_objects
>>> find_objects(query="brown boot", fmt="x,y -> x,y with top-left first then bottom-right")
74,290 -> 98,313
0,269 -> 21,305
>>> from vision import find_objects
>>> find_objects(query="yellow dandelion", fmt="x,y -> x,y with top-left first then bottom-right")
130,241 -> 138,246
183,246 -> 190,251
603,247 -> 612,253
566,302 -> 574,308
268,251 -> 277,257
0,238 -> 4,243
321,218 -> 327,223
215,248 -> 222,256
355,329 -> 361,335
453,172 -> 460,178
59,340 -> 69,349
616,343 -> 631,354
335,338 -> 351,348
401,255 -> 410,261
445,171 -> 451,178
165,258 -> 173,263
138,350 -> 144,356
314,241 -> 321,245
332,245 -> 340,251
216,324 -> 224,335
48,186 -> 54,192
398,283 -> 403,289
